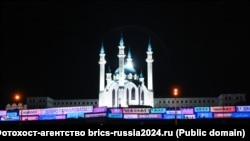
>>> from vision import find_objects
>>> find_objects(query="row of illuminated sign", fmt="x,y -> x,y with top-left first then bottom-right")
0,112 -> 107,121
1,112 -> 250,121
106,112 -> 250,119
1,106 -> 250,121
109,106 -> 250,114
15,106 -> 106,116
0,106 -> 250,117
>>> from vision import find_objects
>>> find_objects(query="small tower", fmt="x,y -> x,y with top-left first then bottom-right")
99,41 -> 106,92
98,41 -> 106,106
139,70 -> 145,84
117,32 -> 126,87
146,37 -> 154,91
106,66 -> 112,84
126,46 -> 134,80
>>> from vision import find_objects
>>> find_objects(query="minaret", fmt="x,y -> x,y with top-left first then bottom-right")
117,32 -> 126,107
106,66 -> 112,84
99,41 -> 106,92
146,37 -> 154,91
139,70 -> 145,84
126,46 -> 133,67
117,32 -> 126,87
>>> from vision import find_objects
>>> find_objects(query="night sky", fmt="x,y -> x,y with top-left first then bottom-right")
1,1 -> 249,109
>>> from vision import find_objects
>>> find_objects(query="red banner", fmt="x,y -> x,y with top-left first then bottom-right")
210,106 -> 235,113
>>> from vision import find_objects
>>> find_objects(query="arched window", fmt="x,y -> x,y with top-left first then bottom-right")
141,91 -> 144,104
127,88 -> 129,105
141,91 -> 144,100
112,89 -> 115,107
131,87 -> 135,100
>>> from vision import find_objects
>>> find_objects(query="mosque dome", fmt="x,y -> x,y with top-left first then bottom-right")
114,65 -> 137,75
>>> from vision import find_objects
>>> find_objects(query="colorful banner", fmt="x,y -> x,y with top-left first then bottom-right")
180,108 -> 194,114
67,112 -> 84,119
232,112 -> 250,118
123,114 -> 138,119
214,113 -> 232,118
166,110 -> 181,114
196,112 -> 213,119
184,114 -> 196,119
236,106 -> 250,112
150,108 -> 166,114
93,106 -> 107,113
84,113 -> 106,118
0,110 -> 6,116
20,109 -> 41,116
108,113 -> 123,118
163,114 -> 184,119
39,115 -> 57,120
40,106 -> 93,115
194,107 -> 210,113
109,108 -> 123,113
210,106 -> 235,113
21,116 -> 39,121
56,115 -> 66,120
3,116 -> 20,121
138,114 -> 162,119
6,110 -> 19,117
123,108 -> 150,114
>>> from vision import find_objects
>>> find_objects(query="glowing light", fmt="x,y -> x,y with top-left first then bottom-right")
14,94 -> 20,101
126,61 -> 133,69
173,88 -> 178,97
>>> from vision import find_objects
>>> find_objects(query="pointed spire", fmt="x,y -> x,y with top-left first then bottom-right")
119,30 -> 124,46
148,35 -> 152,52
127,45 -> 131,58
100,40 -> 104,54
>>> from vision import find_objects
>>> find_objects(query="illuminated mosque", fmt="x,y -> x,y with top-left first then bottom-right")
7,33 -> 246,110
98,33 -> 154,107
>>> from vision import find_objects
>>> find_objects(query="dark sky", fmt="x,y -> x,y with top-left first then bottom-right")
1,1 -> 249,109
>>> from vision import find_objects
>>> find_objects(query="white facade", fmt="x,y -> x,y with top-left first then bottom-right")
98,33 -> 154,107
23,93 -> 246,109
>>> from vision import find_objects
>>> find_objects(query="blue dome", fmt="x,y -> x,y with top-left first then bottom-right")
114,66 -> 137,75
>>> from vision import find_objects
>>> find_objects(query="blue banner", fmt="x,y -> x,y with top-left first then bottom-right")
236,106 -> 250,112
108,113 -> 123,118
39,115 -> 56,120
66,112 -> 84,119
196,112 -> 213,119
163,114 -> 184,119
150,108 -> 166,113
194,107 -> 210,113
232,112 -> 250,118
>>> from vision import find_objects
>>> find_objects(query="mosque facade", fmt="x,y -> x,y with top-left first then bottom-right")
98,33 -> 154,107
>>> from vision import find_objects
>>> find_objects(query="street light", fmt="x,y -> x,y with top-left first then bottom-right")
173,88 -> 178,125
14,94 -> 22,124
14,94 -> 20,101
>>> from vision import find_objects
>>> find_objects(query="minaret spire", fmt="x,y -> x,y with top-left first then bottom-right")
100,40 -> 104,54
119,30 -> 124,46
126,44 -> 133,69
99,41 -> 106,92
148,36 -> 152,52
117,30 -> 126,107
146,35 -> 154,91
117,30 -> 126,87
127,45 -> 131,59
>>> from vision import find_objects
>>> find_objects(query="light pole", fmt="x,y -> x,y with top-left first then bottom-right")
173,88 -> 178,125
14,94 -> 22,124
